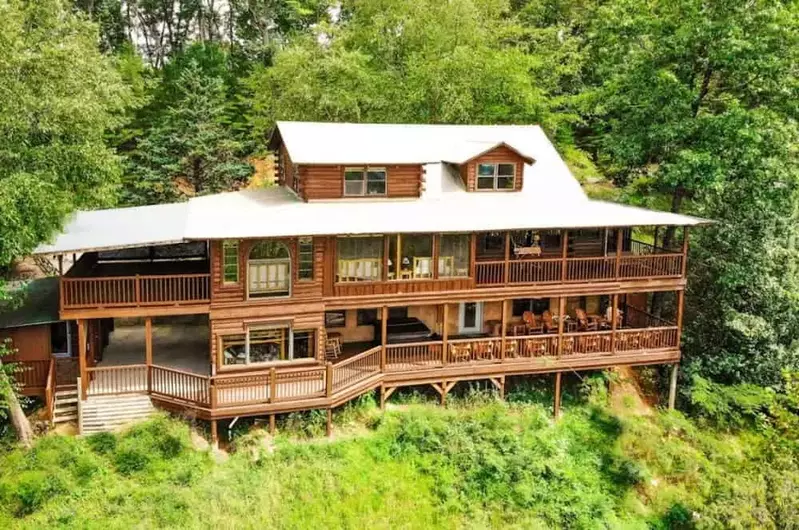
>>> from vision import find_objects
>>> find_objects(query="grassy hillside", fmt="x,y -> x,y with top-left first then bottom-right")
0,380 -> 797,529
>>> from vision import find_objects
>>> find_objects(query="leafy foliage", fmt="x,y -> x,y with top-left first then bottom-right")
1,397 -> 798,528
0,0 -> 130,273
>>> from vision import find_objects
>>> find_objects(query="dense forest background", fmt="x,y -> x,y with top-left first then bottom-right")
1,0 -> 798,404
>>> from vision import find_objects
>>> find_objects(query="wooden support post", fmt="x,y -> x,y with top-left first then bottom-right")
269,414 -> 276,435
500,299 -> 508,361
615,228 -> 623,279
380,384 -> 386,410
676,290 -> 685,338
561,230 -> 569,281
381,306 -> 388,370
442,303 -> 449,365
58,254 -> 63,275
554,372 -> 562,419
610,294 -> 619,354
557,297 -> 565,356
325,362 -> 333,398
503,231 -> 511,284
269,367 -> 277,403
326,408 -> 333,437
145,317 -> 153,392
469,233 -> 477,279
681,227 -> 690,277
432,234 -> 440,280
210,420 -> 218,447
668,364 -> 679,410
78,319 -> 87,400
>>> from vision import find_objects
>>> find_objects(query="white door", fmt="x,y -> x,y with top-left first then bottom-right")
459,302 -> 483,334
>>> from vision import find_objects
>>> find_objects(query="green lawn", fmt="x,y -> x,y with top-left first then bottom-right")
1,386 -> 797,529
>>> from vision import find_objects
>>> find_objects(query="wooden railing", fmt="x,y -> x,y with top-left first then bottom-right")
71,326 -> 679,412
331,346 -> 382,393
506,334 -> 559,360
385,341 -> 444,372
6,359 -> 50,392
448,337 -> 502,364
45,359 -> 55,423
150,365 -> 210,406
61,273 -> 210,310
85,364 -> 148,396
475,239 -> 684,287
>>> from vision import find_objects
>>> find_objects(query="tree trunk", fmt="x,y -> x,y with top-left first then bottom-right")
0,360 -> 34,449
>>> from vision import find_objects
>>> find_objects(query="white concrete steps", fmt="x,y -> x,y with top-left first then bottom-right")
80,394 -> 156,435
53,389 -> 79,424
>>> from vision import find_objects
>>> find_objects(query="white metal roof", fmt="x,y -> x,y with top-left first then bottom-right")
276,121 -> 544,165
35,122 -> 709,255
35,202 -> 188,254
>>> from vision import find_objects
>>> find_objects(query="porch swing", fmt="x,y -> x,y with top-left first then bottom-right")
511,231 -> 543,259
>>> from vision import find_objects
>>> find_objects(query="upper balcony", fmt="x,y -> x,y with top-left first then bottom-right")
60,243 -> 211,314
473,229 -> 684,287
330,227 -> 687,298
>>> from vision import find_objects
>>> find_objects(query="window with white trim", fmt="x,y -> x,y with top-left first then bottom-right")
222,240 -> 239,284
476,163 -> 515,190
298,237 -> 314,281
248,241 -> 291,297
344,167 -> 387,196
221,326 -> 315,366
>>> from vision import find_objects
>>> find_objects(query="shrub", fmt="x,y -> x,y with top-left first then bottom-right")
86,432 -> 117,455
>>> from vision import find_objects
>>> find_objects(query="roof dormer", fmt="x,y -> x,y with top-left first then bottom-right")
444,142 -> 534,192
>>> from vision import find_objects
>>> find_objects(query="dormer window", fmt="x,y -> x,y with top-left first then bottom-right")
477,163 -> 516,190
344,167 -> 387,196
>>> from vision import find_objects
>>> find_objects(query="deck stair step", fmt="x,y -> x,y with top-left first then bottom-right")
52,389 -> 80,425
80,394 -> 156,435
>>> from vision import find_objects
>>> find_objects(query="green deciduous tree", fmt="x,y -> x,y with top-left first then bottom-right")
567,0 -> 799,386
247,0 -> 551,140
0,0 -> 130,274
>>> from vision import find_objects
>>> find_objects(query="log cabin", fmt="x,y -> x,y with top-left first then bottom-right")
7,122 -> 708,437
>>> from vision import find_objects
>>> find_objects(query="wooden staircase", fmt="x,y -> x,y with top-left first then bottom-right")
80,394 -> 156,435
52,388 -> 79,424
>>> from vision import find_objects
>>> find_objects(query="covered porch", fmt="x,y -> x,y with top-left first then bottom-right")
323,291 -> 682,372
60,242 -> 211,311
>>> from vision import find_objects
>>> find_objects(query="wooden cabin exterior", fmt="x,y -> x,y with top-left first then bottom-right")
15,122 -> 706,436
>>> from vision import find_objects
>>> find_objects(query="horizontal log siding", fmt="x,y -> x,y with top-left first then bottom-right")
210,237 -> 325,307
299,164 -> 423,201
460,145 -> 526,191
210,310 -> 326,369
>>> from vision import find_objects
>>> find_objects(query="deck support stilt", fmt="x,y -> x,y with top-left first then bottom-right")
326,408 -> 333,437
269,414 -> 276,435
668,363 -> 679,410
553,372 -> 562,419
489,376 -> 505,399
210,420 -> 218,448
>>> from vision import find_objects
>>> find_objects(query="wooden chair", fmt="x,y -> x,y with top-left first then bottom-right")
324,336 -> 342,361
523,311 -> 544,334
575,308 -> 598,331
542,310 -> 556,333
450,343 -> 472,362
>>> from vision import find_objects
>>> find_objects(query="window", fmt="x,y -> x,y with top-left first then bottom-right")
388,234 -> 433,280
292,330 -> 315,360
325,310 -> 346,328
298,237 -> 314,281
222,240 -> 239,283
221,326 -> 315,366
248,241 -> 291,298
512,298 -> 551,317
336,236 -> 383,282
344,167 -> 387,196
439,234 -> 470,277
476,163 -> 515,190
357,309 -> 378,326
